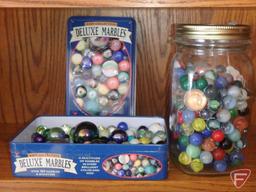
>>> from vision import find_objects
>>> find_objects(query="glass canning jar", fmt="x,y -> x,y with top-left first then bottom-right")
169,24 -> 254,175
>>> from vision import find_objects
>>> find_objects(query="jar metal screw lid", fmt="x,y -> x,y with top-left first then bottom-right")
176,24 -> 250,40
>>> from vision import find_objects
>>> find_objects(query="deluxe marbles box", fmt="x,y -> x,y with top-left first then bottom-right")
66,16 -> 136,116
10,116 -> 168,180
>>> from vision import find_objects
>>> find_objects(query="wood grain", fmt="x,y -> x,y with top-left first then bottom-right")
0,0 -> 256,8
0,8 -> 256,124
0,123 -> 255,191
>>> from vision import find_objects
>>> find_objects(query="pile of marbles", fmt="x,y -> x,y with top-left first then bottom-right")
103,154 -> 161,178
171,61 -> 249,173
31,121 -> 167,145
70,37 -> 131,115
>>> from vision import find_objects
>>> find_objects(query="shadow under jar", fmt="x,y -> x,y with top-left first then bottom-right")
170,24 -> 254,175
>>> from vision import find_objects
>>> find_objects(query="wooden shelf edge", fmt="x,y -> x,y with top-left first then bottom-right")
0,0 -> 256,8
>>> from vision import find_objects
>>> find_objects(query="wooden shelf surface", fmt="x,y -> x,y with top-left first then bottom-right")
0,123 -> 255,192
0,0 -> 256,8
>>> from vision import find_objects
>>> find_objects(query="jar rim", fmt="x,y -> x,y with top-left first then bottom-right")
176,24 -> 250,41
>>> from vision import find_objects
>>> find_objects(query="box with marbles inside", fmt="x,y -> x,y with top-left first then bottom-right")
10,116 -> 168,180
66,16 -> 136,116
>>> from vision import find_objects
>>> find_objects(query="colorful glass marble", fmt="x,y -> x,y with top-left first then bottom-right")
110,39 -> 122,51
190,159 -> 204,173
227,129 -> 241,142
82,57 -> 92,70
213,160 -> 227,172
189,133 -> 203,146
111,130 -> 128,144
186,144 -> 201,158
216,109 -> 231,123
204,85 -> 220,99
212,148 -> 226,160
233,116 -> 249,132
215,76 -> 228,89
73,121 -> 99,143
200,151 -> 213,164
35,125 -> 47,135
75,85 -> 87,98
71,53 -> 83,65
182,109 -> 195,124
223,95 -> 237,109
196,77 -> 208,90
112,51 -> 124,63
184,90 -> 207,111
219,138 -> 233,150
118,72 -> 130,83
201,138 -> 216,152
178,152 -> 192,165
208,100 -> 220,111
106,77 -> 120,90
211,130 -> 225,142
227,85 -> 241,98
31,133 -> 46,143
192,118 -> 206,132
117,122 -> 129,131
84,100 -> 100,115
46,127 -> 67,143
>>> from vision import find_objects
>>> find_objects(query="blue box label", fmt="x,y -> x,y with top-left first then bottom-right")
14,153 -> 78,176
66,16 -> 137,116
11,145 -> 167,180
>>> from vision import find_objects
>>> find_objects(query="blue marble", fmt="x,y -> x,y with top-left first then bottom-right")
117,122 -> 128,131
111,130 -> 128,144
177,143 -> 186,151
200,151 -> 213,164
204,85 -> 220,99
216,109 -> 231,123
199,109 -> 213,120
81,57 -> 92,70
182,109 -> 195,124
215,76 -> 228,89
201,128 -> 212,138
230,151 -> 244,165
223,95 -> 237,109
189,133 -> 203,146
117,169 -> 126,177
125,169 -> 132,176
214,160 -> 227,172
31,133 -> 46,143
174,68 -> 186,79
222,122 -> 235,135
112,51 -> 124,62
